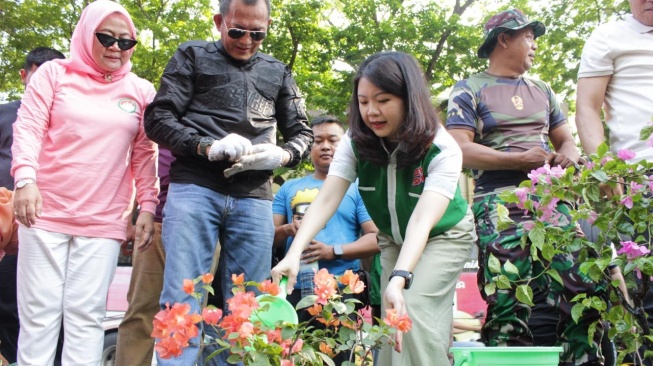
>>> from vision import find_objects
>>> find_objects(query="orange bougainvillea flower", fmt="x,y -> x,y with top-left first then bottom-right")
202,307 -> 222,326
339,270 -> 365,294
319,342 -> 335,358
183,279 -> 195,295
231,273 -> 245,286
257,279 -> 280,296
383,309 -> 413,333
201,273 -> 214,284
151,302 -> 203,359
307,303 -> 323,317
154,336 -> 183,359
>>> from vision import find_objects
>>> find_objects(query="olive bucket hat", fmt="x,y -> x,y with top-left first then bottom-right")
477,8 -> 546,58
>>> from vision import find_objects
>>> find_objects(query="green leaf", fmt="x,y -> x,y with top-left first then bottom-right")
484,282 -> 496,296
640,125 -> 653,141
528,226 -> 545,248
597,142 -> 609,158
503,260 -> 519,275
496,203 -> 515,231
515,284 -> 534,306
488,253 -> 501,274
571,303 -> 586,324
296,295 -> 318,310
546,269 -> 563,286
496,275 -> 512,290
590,170 -> 609,183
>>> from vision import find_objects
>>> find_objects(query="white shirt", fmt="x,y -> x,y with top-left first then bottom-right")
578,15 -> 653,161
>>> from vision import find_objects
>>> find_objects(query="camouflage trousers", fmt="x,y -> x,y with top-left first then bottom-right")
473,193 -> 606,366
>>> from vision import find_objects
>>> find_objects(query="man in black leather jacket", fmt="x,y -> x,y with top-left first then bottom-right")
143,0 -> 313,364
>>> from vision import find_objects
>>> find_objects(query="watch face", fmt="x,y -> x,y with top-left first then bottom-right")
334,245 -> 343,256
16,180 -> 26,189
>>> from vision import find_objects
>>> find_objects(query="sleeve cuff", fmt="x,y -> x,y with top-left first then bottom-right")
13,166 -> 37,182
139,201 -> 157,215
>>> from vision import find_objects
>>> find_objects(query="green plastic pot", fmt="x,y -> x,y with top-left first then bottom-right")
450,346 -> 563,366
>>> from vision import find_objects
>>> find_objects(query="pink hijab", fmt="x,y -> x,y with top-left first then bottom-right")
56,0 -> 137,82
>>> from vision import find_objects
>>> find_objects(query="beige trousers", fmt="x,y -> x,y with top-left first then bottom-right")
377,208 -> 476,366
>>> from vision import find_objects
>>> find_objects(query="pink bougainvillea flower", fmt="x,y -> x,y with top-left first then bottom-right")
226,291 -> 259,320
621,195 -> 634,209
281,338 -> 304,357
601,156 -> 613,165
202,307 -> 222,326
617,149 -> 636,161
237,321 -> 255,340
257,279 -> 280,296
521,221 -> 535,231
314,268 -> 338,304
201,273 -> 214,284
587,211 -> 598,225
183,279 -> 195,295
514,187 -> 530,207
281,359 -> 295,366
549,165 -> 565,178
266,329 -> 282,344
631,181 -> 645,192
617,241 -> 650,261
384,309 -> 413,333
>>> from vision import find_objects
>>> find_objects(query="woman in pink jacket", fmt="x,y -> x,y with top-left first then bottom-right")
11,1 -> 159,364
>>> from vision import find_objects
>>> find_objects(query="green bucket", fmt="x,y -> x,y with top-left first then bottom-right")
450,346 -> 563,366
249,277 -> 298,328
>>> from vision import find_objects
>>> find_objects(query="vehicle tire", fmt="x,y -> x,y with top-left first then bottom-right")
101,331 -> 118,366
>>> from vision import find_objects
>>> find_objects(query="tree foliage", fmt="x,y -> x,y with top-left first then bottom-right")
0,0 -> 632,116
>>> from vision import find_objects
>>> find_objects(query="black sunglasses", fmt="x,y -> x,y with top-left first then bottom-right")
227,28 -> 266,41
95,32 -> 138,51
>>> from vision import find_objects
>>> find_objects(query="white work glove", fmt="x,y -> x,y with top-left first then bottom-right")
208,134 -> 252,162
223,144 -> 288,178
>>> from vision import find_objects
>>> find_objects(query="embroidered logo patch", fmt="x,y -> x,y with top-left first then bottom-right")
412,166 -> 425,186
118,98 -> 137,113
511,96 -> 523,110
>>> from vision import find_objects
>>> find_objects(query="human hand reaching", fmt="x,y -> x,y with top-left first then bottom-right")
223,144 -> 289,178
384,279 -> 408,352
208,134 -> 252,162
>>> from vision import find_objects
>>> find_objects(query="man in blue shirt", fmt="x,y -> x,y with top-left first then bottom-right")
272,115 -> 379,313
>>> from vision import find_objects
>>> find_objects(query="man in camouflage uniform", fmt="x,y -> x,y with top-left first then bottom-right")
445,9 -> 604,366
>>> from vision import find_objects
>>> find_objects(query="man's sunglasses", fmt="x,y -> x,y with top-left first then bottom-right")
95,32 -> 138,51
226,28 -> 266,41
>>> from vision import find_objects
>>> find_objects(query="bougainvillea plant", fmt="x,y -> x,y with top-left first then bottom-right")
152,269 -> 412,365
493,124 -> 653,364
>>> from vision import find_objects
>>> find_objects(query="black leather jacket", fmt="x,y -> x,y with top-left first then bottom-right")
144,40 -> 313,199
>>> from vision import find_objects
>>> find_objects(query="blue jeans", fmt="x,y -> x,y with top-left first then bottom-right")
156,183 -> 273,366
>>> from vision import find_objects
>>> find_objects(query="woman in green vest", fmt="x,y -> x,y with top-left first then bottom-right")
272,51 -> 476,366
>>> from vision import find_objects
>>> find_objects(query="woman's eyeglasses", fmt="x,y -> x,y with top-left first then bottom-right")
95,33 -> 138,51
226,28 -> 266,41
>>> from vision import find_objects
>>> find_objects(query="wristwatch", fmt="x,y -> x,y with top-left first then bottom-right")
15,178 -> 36,189
333,245 -> 343,260
197,136 -> 214,158
389,270 -> 414,290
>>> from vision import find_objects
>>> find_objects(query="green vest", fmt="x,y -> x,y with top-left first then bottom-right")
354,143 -> 467,244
